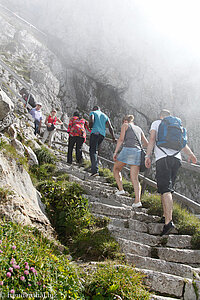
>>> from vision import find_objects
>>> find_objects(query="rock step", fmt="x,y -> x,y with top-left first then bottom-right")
137,268 -> 199,299
90,201 -> 160,223
108,224 -> 192,249
126,252 -> 196,279
156,246 -> 200,266
150,295 -> 182,300
109,216 -> 178,235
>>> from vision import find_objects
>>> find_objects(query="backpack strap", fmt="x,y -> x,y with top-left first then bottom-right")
157,145 -> 179,157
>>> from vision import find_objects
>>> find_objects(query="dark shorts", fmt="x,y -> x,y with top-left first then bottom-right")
156,156 -> 181,195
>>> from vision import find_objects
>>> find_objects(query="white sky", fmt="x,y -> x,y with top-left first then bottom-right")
137,0 -> 200,58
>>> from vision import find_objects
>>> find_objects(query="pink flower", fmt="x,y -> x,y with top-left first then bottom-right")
20,276 -> 25,281
6,272 -> 12,278
28,284 -> 31,287
0,250 -> 3,254
0,281 -> 3,286
0,240 -> 2,244
24,270 -> 29,275
10,289 -> 15,294
16,265 -> 20,270
12,245 -> 16,250
10,258 -> 16,265
25,265 -> 29,270
37,281 -> 41,285
8,267 -> 13,273
25,262 -> 29,266
43,285 -> 46,288
30,267 -> 35,272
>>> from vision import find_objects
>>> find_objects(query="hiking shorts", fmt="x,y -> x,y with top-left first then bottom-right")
156,156 -> 181,195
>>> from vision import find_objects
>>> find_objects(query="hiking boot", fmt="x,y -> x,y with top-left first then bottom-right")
115,190 -> 126,196
132,202 -> 142,208
160,221 -> 175,236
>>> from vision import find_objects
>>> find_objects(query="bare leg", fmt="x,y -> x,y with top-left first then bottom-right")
162,192 -> 173,224
113,161 -> 126,191
130,165 -> 140,203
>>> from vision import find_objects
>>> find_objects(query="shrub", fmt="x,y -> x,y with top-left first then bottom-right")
0,221 -> 84,299
30,163 -> 56,181
34,147 -> 56,165
83,262 -> 150,299
37,180 -> 89,239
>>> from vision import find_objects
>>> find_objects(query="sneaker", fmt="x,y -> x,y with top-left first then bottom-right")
160,221 -> 175,236
132,202 -> 142,208
115,190 -> 126,196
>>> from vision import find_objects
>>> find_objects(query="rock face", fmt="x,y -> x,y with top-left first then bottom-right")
0,152 -> 54,238
0,89 -> 14,120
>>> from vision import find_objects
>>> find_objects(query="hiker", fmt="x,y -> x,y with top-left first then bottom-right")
67,111 -> 91,165
29,102 -> 43,135
113,115 -> 148,208
42,109 -> 63,147
89,106 -> 116,176
145,109 -> 197,236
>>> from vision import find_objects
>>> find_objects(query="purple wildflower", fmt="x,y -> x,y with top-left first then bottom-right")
10,289 -> 15,294
8,267 -> 13,273
0,240 -> 2,243
0,281 -> 3,286
6,272 -> 12,278
25,265 -> 29,270
12,245 -> 16,250
0,250 -> 3,254
28,284 -> 31,287
24,270 -> 29,275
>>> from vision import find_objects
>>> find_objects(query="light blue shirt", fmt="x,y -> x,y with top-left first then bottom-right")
29,108 -> 43,122
90,110 -> 109,137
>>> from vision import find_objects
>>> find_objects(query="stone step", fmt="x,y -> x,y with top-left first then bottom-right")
90,201 -> 160,223
156,247 -> 200,267
150,296 -> 180,300
126,253 -> 196,279
108,224 -> 159,247
109,225 -> 192,249
137,268 -> 198,299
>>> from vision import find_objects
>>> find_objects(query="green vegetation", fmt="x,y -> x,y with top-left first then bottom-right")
0,221 -> 84,299
0,138 -> 28,168
34,147 -> 57,165
0,187 -> 14,203
83,262 -> 150,299
0,221 -> 150,299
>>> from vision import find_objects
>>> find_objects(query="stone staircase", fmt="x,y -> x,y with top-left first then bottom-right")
55,152 -> 200,300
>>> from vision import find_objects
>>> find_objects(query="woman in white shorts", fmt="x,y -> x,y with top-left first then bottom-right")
113,115 -> 148,208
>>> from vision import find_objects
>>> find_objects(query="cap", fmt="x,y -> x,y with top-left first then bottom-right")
36,102 -> 42,106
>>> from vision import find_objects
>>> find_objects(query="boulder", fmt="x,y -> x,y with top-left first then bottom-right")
0,89 -> 14,120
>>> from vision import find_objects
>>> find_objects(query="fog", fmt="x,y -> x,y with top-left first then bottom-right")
2,0 -> 200,118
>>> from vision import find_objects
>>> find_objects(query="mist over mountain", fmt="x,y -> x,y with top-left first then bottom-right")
1,0 -> 200,155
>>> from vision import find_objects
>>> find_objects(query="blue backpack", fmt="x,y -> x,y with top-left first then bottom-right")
157,116 -> 187,152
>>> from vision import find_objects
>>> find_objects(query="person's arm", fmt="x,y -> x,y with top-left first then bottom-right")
106,119 -> 116,142
145,129 -> 156,168
113,123 -> 128,161
182,144 -> 197,164
67,118 -> 73,133
141,131 -> 148,148
85,120 -> 91,133
57,118 -> 63,125
89,114 -> 94,129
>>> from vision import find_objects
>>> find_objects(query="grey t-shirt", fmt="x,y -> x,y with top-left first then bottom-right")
123,123 -> 142,148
